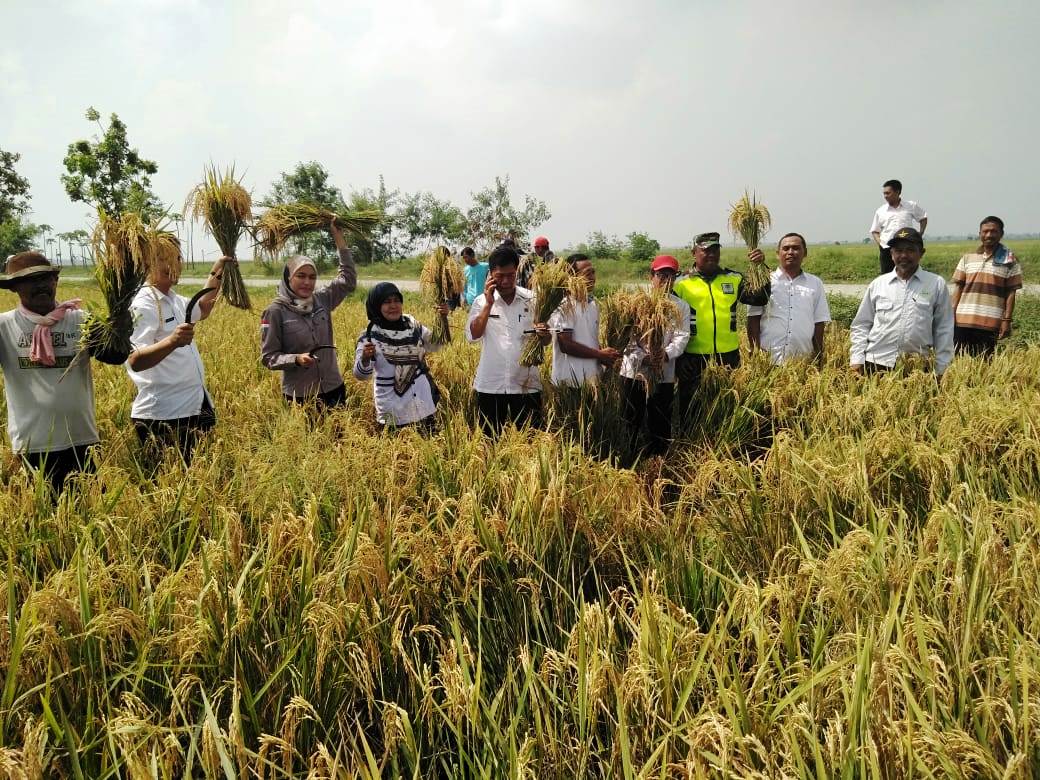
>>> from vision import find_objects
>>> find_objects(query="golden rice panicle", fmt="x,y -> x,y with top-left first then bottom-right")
600,290 -> 638,354
728,189 -> 773,293
727,189 -> 772,250
185,165 -> 253,309
253,203 -> 382,257
632,287 -> 682,391
184,164 -> 252,257
421,246 -> 462,344
520,258 -> 573,366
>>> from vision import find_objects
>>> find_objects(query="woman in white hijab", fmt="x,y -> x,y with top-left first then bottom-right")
259,220 -> 357,408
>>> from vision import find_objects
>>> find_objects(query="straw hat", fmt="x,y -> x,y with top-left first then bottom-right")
0,252 -> 60,290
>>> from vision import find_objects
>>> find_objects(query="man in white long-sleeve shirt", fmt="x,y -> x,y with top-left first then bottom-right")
850,227 -> 954,377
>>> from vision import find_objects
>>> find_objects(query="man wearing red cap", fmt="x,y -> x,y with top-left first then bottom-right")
619,255 -> 691,456
517,235 -> 554,289
0,252 -> 130,495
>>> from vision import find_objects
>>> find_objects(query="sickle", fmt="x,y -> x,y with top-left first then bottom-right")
184,286 -> 216,324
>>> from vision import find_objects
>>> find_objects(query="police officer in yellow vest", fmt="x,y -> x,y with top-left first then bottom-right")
673,231 -> 770,419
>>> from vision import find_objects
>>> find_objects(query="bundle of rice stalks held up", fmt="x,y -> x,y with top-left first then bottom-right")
599,290 -> 639,354
728,189 -> 772,294
420,246 -> 465,344
83,211 -> 174,356
630,288 -> 682,392
184,164 -> 252,309
252,203 -> 382,257
519,259 -> 588,367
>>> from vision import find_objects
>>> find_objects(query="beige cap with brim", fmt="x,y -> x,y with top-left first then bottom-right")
0,253 -> 61,290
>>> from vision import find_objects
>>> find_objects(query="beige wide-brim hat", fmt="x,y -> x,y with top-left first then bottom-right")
0,252 -> 60,290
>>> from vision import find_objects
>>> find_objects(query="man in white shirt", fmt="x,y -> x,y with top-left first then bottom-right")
747,233 -> 830,365
0,252 -> 129,496
126,249 -> 232,464
467,245 -> 551,435
870,179 -> 928,274
548,255 -> 620,387
850,228 -> 954,376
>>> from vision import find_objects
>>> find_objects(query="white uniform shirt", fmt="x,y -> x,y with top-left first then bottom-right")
548,297 -> 601,386
466,287 -> 542,394
126,286 -> 209,420
0,308 -> 99,454
619,295 -> 691,384
352,322 -> 440,426
747,268 -> 830,365
870,200 -> 927,248
850,268 -> 954,375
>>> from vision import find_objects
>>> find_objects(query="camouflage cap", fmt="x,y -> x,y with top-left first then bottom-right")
693,232 -> 721,249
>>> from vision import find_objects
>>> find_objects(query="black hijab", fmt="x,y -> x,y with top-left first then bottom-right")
366,282 -> 409,331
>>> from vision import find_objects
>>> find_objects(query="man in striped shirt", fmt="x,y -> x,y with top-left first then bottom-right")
950,216 -> 1023,358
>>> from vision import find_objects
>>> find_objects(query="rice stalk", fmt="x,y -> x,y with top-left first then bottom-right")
184,164 -> 253,310
630,288 -> 682,392
519,259 -> 586,367
419,246 -> 464,344
599,290 -> 639,354
252,203 -> 382,257
81,210 -> 157,356
728,190 -> 772,294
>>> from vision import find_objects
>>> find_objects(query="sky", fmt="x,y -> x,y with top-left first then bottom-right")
2,0 -> 1039,260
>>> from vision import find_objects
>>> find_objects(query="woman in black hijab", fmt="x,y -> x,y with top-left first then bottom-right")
352,283 -> 447,432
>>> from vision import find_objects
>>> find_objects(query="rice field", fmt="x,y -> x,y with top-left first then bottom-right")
1,282 -> 1039,778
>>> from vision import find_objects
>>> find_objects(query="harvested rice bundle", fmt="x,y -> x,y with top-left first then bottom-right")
419,246 -> 465,344
599,289 -> 639,354
81,210 -> 151,355
253,203 -> 382,256
728,190 -> 772,294
519,259 -> 587,367
631,287 -> 682,391
184,164 -> 252,309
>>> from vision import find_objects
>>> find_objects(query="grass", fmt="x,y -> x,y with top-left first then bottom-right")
0,282 -> 1039,776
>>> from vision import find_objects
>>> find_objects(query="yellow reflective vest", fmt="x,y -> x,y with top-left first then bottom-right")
673,269 -> 766,355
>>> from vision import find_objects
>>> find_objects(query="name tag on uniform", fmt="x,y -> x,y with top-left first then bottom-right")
164,316 -> 175,324
722,283 -> 734,294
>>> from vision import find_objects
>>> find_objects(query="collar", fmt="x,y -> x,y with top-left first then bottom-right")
886,268 -> 922,283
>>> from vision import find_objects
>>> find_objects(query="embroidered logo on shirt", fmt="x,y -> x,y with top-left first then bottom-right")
721,283 -> 734,294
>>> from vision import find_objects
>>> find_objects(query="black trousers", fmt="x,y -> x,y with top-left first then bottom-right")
954,326 -> 998,358
286,383 -> 347,412
879,246 -> 894,274
622,378 -> 675,456
676,350 -> 741,421
21,443 -> 97,496
476,392 -> 542,436
133,396 -> 216,466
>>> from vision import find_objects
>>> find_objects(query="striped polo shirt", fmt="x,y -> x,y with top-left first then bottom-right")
951,246 -> 1023,332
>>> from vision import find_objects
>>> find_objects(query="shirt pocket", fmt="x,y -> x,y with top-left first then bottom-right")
282,318 -> 314,350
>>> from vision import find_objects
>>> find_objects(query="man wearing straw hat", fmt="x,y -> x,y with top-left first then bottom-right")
125,249 -> 234,465
0,251 -> 130,495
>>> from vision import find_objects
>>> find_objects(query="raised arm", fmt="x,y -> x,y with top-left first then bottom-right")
317,220 -> 358,310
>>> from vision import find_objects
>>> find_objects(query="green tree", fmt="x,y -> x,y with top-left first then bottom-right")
261,161 -> 349,270
626,231 -> 661,263
0,148 -> 46,259
398,191 -> 466,255
347,175 -> 399,263
579,230 -> 624,260
465,175 -> 550,252
61,107 -> 162,217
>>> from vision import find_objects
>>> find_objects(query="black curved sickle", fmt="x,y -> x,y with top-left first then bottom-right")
309,344 -> 336,358
184,286 -> 215,324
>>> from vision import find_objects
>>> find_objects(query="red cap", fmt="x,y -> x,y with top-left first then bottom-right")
650,254 -> 679,273
533,236 -> 549,248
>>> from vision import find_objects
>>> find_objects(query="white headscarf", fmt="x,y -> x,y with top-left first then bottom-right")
275,255 -> 317,313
